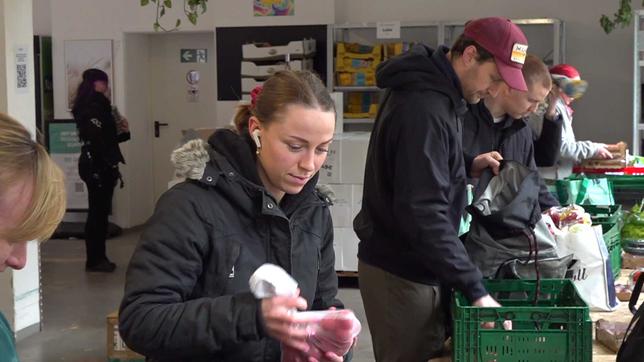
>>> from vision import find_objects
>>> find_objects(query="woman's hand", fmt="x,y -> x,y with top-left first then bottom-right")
261,292 -> 310,352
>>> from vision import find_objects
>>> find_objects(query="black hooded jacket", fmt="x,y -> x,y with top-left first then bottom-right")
73,93 -> 129,171
119,130 -> 344,361
463,102 -> 560,211
354,45 -> 487,302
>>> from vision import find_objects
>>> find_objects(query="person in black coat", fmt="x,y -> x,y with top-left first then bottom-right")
463,54 -> 560,212
71,68 -> 130,272
119,70 -> 351,362
353,17 -> 528,361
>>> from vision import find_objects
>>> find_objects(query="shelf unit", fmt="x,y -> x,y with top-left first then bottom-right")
633,11 -> 644,156
329,22 -> 441,131
329,19 -> 565,132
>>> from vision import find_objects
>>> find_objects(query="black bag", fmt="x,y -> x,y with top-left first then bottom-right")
617,272 -> 644,361
464,161 -> 561,278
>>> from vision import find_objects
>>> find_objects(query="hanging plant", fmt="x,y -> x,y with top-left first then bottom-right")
140,0 -> 209,32
600,0 -> 641,34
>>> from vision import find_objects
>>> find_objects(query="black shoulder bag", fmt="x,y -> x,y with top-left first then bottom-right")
617,272 -> 644,361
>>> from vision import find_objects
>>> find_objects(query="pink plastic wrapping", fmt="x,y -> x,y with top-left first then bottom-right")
281,309 -> 361,362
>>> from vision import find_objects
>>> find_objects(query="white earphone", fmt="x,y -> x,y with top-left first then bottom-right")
251,129 -> 262,149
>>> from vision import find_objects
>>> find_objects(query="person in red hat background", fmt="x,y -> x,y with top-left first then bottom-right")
534,64 -> 612,180
354,17 -> 526,361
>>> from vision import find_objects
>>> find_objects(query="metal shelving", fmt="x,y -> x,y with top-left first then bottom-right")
329,19 -> 566,132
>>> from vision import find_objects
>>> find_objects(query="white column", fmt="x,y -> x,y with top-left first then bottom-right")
0,0 -> 41,337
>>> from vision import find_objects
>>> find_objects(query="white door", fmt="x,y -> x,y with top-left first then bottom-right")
123,31 -> 221,225
148,32 -> 218,201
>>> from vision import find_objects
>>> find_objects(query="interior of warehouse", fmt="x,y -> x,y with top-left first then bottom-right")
1,1 -> 644,361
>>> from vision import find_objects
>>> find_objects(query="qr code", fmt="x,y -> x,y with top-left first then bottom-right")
16,64 -> 27,88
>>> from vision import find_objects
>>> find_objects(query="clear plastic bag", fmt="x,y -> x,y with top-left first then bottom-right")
282,309 -> 361,362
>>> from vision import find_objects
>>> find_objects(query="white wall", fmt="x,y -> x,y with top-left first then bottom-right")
335,0 -> 636,149
0,0 -> 41,334
32,0 -> 51,35
51,0 -> 334,227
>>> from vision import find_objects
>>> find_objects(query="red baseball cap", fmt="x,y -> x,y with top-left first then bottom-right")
463,17 -> 529,91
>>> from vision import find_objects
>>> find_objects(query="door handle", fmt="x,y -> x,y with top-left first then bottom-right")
154,121 -> 169,138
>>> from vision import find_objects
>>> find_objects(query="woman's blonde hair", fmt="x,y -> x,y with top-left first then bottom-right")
0,113 -> 66,243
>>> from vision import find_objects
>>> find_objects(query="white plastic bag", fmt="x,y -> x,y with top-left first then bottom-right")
553,224 -> 618,311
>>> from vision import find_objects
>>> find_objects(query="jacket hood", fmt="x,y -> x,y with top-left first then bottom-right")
377,44 -> 463,105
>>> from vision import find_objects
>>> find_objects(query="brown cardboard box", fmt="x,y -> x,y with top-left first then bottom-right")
107,311 -> 145,362
596,319 -> 628,353
623,252 -> 644,269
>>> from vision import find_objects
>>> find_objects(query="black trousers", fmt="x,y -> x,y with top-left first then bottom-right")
83,173 -> 117,266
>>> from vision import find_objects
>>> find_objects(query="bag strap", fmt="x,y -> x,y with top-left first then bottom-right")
630,272 -> 644,315
575,178 -> 590,205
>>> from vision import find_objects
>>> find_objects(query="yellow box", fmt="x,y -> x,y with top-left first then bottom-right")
336,42 -> 382,72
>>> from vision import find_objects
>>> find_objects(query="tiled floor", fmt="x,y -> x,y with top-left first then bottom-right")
16,228 -> 375,361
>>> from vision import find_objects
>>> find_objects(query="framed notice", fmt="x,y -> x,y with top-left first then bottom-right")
46,119 -> 88,211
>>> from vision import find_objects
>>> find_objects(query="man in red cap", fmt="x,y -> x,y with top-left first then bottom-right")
463,54 -> 560,214
355,17 -> 526,360
535,64 -> 612,180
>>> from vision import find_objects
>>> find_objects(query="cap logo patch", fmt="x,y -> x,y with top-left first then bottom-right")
510,43 -> 528,64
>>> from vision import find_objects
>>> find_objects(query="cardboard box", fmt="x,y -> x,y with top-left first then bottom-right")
595,319 -> 628,353
623,252 -> 644,269
333,237 -> 343,272
319,140 -> 342,184
339,133 -> 370,184
334,227 -> 360,272
319,133 -> 370,184
328,184 -> 353,228
351,184 -> 364,219
107,311 -> 145,362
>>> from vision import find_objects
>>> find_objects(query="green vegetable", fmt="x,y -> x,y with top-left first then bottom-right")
622,199 -> 644,240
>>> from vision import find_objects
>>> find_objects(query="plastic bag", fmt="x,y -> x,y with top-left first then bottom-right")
282,310 -> 361,361
248,264 -> 361,361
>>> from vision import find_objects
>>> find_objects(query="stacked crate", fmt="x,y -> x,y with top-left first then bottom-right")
240,39 -> 316,100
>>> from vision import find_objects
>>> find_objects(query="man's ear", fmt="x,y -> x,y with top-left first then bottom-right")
462,45 -> 480,67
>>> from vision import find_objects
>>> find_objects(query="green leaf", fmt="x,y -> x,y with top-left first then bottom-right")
160,6 -> 165,17
140,0 -> 150,6
164,0 -> 172,8
188,12 -> 198,25
176,18 -> 181,28
600,15 -> 614,34
153,22 -> 160,32
201,0 -> 207,14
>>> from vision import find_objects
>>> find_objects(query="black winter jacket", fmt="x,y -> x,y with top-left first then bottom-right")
354,44 -> 487,303
119,130 -> 343,362
462,102 -> 560,211
73,93 -> 129,172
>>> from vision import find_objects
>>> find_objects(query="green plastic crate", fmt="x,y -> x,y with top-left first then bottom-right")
453,279 -> 592,362
585,205 -> 623,278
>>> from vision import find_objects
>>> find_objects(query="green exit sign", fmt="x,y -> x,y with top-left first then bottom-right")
180,49 -> 207,63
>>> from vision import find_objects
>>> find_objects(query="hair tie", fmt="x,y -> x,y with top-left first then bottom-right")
250,85 -> 263,109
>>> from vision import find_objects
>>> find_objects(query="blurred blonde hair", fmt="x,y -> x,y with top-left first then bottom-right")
0,113 -> 66,243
